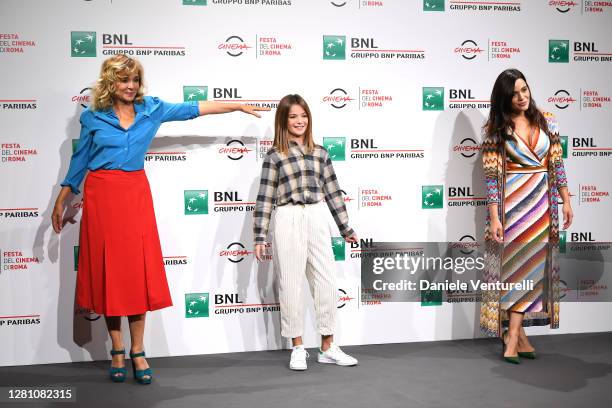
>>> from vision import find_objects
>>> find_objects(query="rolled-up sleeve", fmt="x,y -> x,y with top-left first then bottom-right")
60,116 -> 93,195
156,97 -> 199,122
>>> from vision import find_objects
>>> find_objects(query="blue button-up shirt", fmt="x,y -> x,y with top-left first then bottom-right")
61,96 -> 199,194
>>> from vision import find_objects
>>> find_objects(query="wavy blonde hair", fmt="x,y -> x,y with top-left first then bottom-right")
91,54 -> 145,111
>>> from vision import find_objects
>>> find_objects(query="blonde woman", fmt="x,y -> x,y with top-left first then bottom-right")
52,54 -> 267,383
254,94 -> 358,370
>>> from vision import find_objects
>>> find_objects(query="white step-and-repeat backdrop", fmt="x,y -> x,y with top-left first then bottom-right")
1,0 -> 612,366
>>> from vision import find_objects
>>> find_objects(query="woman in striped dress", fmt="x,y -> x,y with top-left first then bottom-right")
480,69 -> 573,364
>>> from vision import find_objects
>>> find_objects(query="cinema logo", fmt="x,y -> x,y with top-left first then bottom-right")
1,143 -> 38,164
0,314 -> 41,328
425,0 -> 522,12
71,31 -> 187,57
548,90 -> 577,110
0,98 -> 37,110
72,87 -> 92,109
323,137 -> 424,161
549,39 -> 612,63
560,231 -> 611,253
322,88 -> 354,109
581,89 -> 611,110
337,288 -> 355,308
553,0 -> 612,13
213,293 -> 280,316
219,139 -> 253,160
549,0 -> 578,13
0,207 -> 39,219
322,35 -> 425,60
1,250 -> 40,271
360,187 -> 393,209
219,35 -> 251,57
453,137 -> 481,159
452,234 -> 481,255
330,0 -> 385,8
455,40 -> 484,60
163,256 -> 189,268
579,184 -> 610,205
568,136 -> 612,158
219,242 -> 253,263
213,191 -> 255,213
447,186 -> 487,207
0,33 -> 36,54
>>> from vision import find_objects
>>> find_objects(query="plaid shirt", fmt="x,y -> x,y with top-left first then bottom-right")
253,142 -> 354,244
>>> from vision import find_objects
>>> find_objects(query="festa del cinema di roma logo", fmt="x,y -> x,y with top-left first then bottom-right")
184,190 -> 208,215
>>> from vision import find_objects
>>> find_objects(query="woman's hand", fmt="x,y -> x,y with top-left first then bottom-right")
489,218 -> 504,243
562,202 -> 573,230
240,104 -> 270,118
51,186 -> 73,233
255,244 -> 266,262
344,232 -> 358,244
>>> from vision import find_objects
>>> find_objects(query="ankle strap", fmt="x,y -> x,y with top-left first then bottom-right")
110,349 -> 125,356
130,351 -> 146,358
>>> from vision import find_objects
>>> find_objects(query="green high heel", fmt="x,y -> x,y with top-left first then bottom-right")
518,351 -> 537,359
109,349 -> 127,382
501,332 -> 520,365
130,351 -> 152,385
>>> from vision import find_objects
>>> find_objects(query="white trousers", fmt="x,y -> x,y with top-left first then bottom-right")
272,201 -> 337,338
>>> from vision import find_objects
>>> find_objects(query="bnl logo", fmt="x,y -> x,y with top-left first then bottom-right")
71,32 -> 96,57
424,0 -> 445,11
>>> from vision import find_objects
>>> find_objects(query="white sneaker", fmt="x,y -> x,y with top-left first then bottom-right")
289,346 -> 309,371
317,343 -> 358,366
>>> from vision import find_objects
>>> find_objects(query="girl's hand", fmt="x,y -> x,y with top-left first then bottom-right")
344,232 -> 358,244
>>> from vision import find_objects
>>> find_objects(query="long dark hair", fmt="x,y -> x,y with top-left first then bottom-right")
484,69 -> 549,145
274,94 -> 314,155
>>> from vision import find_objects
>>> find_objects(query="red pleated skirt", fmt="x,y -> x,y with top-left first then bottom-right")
76,169 -> 172,316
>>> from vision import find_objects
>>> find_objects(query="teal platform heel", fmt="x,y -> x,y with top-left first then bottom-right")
109,349 -> 127,382
130,351 -> 152,385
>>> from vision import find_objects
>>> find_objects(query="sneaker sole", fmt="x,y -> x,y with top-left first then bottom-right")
317,356 -> 358,366
289,365 -> 307,371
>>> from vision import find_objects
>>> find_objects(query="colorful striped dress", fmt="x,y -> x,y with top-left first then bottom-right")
480,112 -> 568,337
501,128 -> 550,313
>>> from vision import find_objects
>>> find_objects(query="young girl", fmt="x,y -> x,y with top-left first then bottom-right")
254,94 -> 358,370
